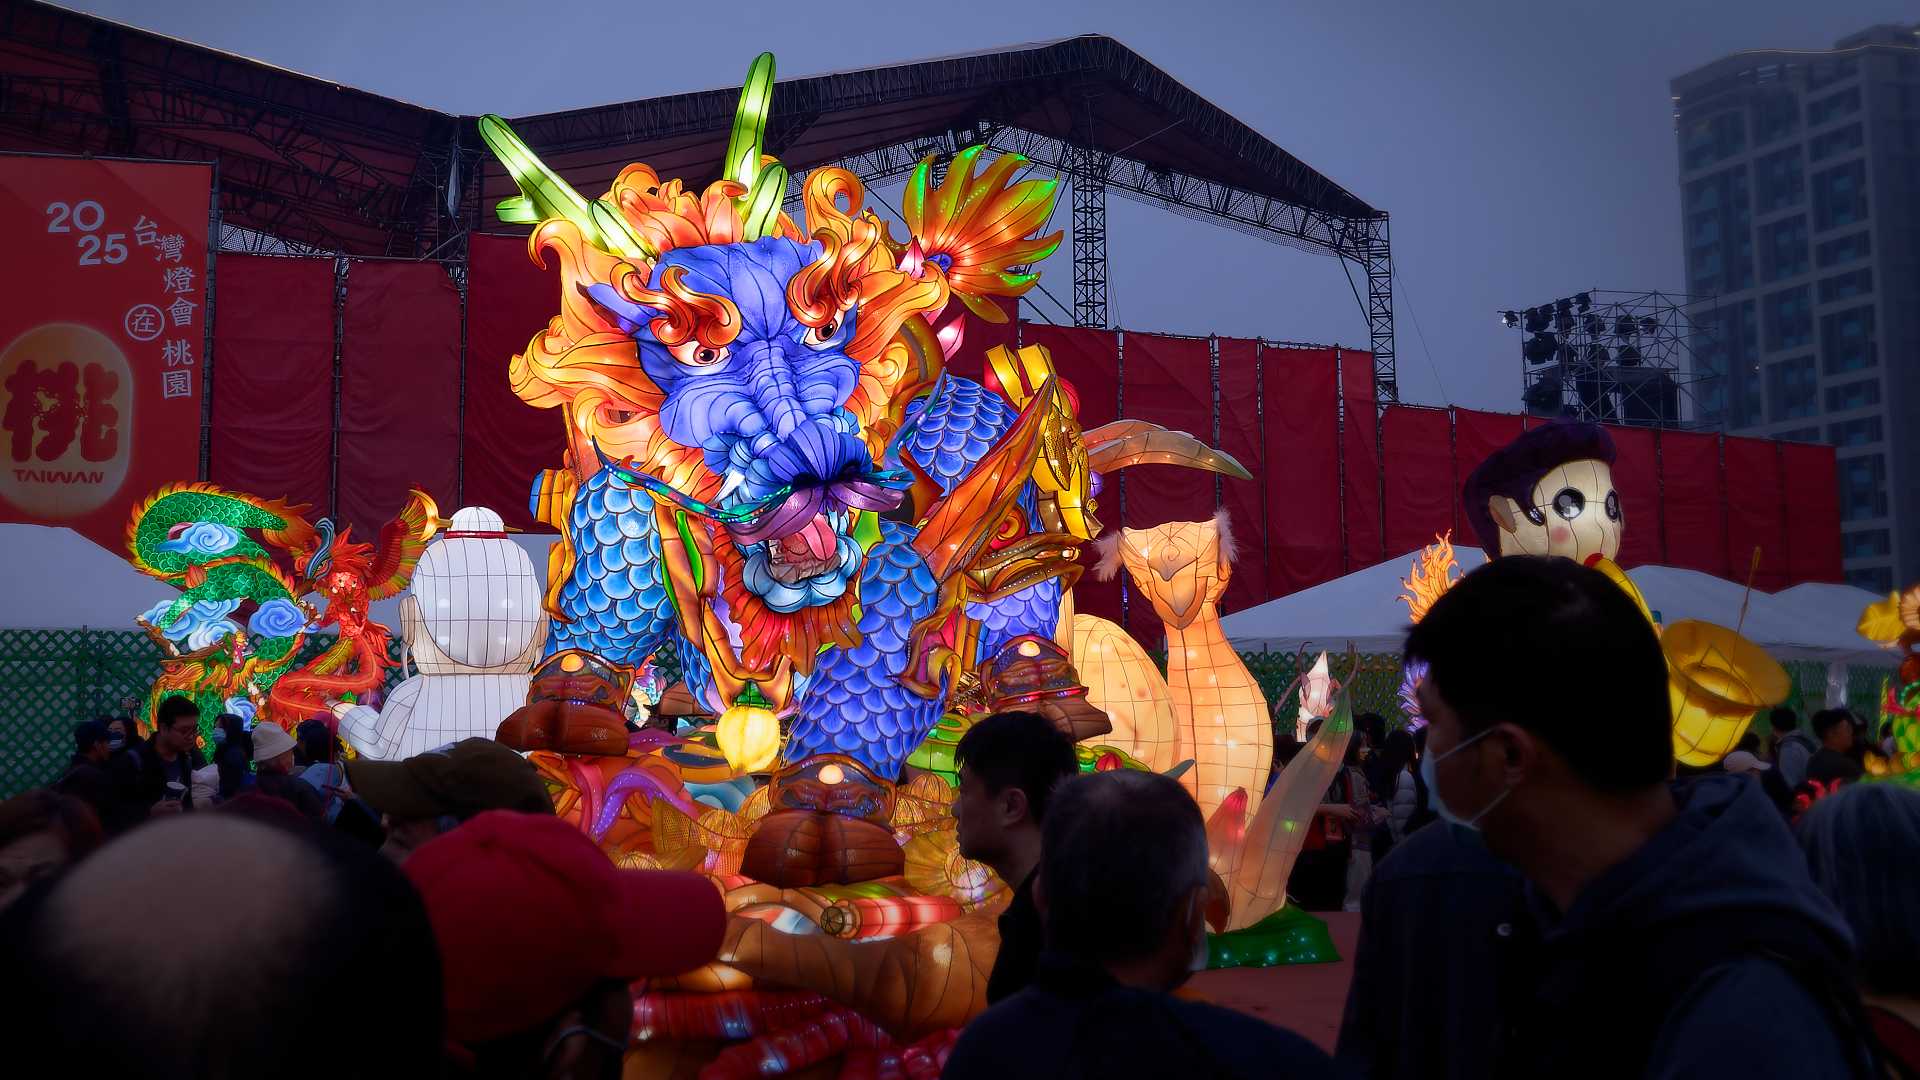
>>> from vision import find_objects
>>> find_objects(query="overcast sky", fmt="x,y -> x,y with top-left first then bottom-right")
58,0 -> 1915,410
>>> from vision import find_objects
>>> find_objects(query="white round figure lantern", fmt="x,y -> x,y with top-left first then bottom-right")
338,507 -> 547,759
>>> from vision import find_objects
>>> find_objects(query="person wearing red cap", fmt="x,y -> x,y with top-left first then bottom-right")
403,810 -> 727,1077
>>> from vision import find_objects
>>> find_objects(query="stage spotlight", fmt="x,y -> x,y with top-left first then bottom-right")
1523,331 -> 1559,364
1614,314 -> 1637,337
1555,311 -> 1574,334
1616,343 -> 1643,366
1524,308 -> 1551,334
1583,344 -> 1611,367
1523,370 -> 1564,414
1640,316 -> 1659,335
1582,313 -> 1605,337
1574,292 -> 1593,312
1501,310 -> 1521,329
1554,298 -> 1574,315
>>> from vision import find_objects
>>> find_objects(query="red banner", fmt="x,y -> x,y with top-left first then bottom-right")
208,255 -> 335,517
1381,405 -> 1454,558
1722,436 -> 1787,590
0,155 -> 211,551
338,260 -> 461,538
464,234 -> 566,531
1215,338 -> 1267,615
1781,442 -> 1844,584
1340,350 -> 1384,571
1658,430 -> 1729,577
1450,410 -> 1524,546
1606,423 -> 1662,568
1263,346 -> 1341,595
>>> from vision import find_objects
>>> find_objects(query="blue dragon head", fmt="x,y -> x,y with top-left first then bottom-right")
586,237 -> 889,618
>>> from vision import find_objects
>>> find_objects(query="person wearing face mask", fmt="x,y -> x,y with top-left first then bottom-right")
944,771 -> 1338,1080
1405,556 -> 1876,1079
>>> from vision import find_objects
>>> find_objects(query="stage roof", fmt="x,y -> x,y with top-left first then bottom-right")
0,1 -> 1379,256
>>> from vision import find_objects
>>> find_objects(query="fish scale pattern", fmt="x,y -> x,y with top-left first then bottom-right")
969,577 -> 1061,660
548,469 -> 674,667
783,521 -> 941,778
904,377 -> 1013,494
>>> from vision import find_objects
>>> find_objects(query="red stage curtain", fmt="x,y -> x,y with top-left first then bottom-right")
1606,424 -> 1662,568
209,254 -> 335,516
1381,405 -> 1454,559
1722,436 -> 1788,590
1658,431 -> 1728,577
463,235 -> 566,531
1340,350 -> 1384,571
1216,338 -> 1268,616
337,261 -> 460,539
1782,442 -> 1844,584
1263,346 -> 1342,596
1450,410 -> 1524,549
1118,333 -> 1216,645
1021,323 -> 1122,626
943,295 -> 1017,383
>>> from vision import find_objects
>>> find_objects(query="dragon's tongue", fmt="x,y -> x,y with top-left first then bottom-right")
786,514 -> 836,561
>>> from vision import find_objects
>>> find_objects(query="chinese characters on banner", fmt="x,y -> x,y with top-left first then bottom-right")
0,155 -> 211,550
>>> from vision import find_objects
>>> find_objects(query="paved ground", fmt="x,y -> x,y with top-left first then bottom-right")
1190,911 -> 1361,1053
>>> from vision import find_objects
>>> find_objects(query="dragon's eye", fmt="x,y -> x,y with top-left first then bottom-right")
669,340 -> 729,368
803,318 -> 840,348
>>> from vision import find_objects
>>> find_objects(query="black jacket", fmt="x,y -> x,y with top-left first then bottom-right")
134,736 -> 206,812
1502,775 -> 1873,1079
946,953 -> 1337,1080
1336,822 -> 1526,1080
986,870 -> 1042,1004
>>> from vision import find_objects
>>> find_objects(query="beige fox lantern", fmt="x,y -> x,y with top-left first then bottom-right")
1092,511 -> 1272,819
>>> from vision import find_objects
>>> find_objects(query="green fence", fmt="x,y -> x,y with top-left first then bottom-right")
0,629 -> 1895,798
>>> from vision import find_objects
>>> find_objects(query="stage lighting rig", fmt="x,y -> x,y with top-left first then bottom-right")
1501,289 -> 1710,428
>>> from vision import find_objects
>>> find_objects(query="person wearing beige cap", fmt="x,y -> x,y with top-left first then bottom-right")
346,737 -> 554,862
248,723 -> 326,820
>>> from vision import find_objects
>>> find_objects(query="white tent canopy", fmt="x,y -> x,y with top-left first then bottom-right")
1220,548 -> 1896,665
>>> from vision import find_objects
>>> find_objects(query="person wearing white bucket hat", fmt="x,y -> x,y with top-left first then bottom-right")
247,723 -> 325,820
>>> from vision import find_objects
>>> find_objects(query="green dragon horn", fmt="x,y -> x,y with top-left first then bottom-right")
477,114 -> 655,260
726,53 -> 785,241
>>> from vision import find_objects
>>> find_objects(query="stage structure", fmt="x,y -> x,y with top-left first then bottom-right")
0,4 -> 1399,399
1503,290 -> 1712,429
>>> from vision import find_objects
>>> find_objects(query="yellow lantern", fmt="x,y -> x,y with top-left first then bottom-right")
717,683 -> 781,774
1664,620 -> 1790,766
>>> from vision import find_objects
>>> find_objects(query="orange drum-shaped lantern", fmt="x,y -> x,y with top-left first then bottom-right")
1664,620 -> 1790,766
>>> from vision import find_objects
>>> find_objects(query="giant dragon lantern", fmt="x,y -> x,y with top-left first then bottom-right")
481,54 -> 1248,887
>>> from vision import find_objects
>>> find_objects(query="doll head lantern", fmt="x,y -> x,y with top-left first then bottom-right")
1463,422 -> 1622,565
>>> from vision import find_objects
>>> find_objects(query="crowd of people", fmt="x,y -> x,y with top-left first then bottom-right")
1,555 -> 1915,1077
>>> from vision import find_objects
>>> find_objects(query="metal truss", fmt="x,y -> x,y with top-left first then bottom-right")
787,124 -> 1396,395
1508,289 -> 1714,429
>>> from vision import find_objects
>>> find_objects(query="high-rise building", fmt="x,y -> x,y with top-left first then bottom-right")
1672,24 -> 1919,593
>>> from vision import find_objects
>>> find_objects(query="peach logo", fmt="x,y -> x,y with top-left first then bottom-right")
0,322 -> 132,519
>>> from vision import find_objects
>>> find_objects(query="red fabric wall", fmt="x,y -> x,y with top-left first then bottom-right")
1263,347 -> 1342,595
1118,333 -> 1216,644
1339,350 -> 1384,571
1215,338 -> 1267,615
1782,442 -> 1845,584
209,255 -> 335,516
1722,436 -> 1788,590
463,235 -> 565,531
1607,423 -> 1663,568
1020,324 -> 1122,626
1450,410 -> 1524,548
1658,431 -> 1729,577
337,261 -> 461,538
1380,406 -> 1454,558
944,295 -> 1017,385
